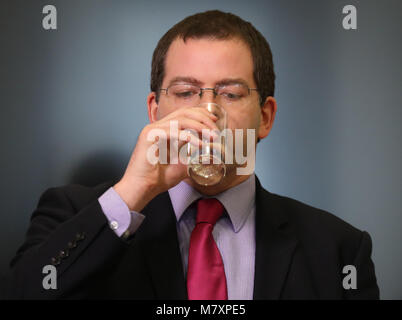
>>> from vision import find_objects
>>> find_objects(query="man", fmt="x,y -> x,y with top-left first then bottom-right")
6,10 -> 379,299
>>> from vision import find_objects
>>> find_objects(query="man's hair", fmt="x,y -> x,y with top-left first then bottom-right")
151,10 -> 275,106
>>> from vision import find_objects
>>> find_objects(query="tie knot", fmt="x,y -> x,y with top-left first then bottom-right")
196,198 -> 225,226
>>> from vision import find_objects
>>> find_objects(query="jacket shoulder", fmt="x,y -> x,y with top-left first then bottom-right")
277,193 -> 360,232
267,191 -> 367,258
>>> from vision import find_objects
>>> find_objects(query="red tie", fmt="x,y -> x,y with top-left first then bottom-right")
187,198 -> 228,300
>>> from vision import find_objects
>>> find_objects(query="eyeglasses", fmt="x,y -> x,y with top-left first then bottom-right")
159,83 -> 258,107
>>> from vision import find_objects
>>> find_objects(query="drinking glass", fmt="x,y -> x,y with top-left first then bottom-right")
187,102 -> 227,186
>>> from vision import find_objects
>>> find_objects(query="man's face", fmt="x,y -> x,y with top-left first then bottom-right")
155,37 -> 262,136
147,37 -> 276,190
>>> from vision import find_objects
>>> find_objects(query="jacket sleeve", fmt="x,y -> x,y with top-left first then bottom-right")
343,231 -> 380,300
5,186 -> 131,299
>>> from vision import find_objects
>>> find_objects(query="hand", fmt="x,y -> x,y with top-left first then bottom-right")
114,106 -> 218,212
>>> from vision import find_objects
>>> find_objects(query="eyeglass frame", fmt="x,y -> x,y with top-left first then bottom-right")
159,83 -> 259,101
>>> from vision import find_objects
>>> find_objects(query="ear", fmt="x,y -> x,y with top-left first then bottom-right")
258,96 -> 277,140
147,92 -> 159,123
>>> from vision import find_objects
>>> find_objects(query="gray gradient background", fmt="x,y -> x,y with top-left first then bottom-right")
1,0 -> 401,299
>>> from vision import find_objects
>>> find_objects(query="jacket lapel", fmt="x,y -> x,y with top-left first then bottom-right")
138,191 -> 187,299
253,177 -> 299,299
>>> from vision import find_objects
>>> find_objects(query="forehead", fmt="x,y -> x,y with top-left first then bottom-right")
163,37 -> 255,87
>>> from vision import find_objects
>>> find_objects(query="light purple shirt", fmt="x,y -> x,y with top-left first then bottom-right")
98,187 -> 145,237
98,174 -> 256,300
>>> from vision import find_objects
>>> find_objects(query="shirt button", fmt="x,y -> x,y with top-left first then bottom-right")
110,221 -> 119,230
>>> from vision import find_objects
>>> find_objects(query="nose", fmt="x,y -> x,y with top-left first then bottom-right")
199,88 -> 217,104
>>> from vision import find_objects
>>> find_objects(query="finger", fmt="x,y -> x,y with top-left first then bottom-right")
164,107 -> 219,129
181,110 -> 219,131
169,117 -> 213,135
164,110 -> 219,131
189,106 -> 219,121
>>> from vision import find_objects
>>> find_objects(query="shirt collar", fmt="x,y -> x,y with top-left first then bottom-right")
168,174 -> 256,233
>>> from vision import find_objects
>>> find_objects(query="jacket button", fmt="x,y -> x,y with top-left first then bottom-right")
59,250 -> 69,258
67,241 -> 77,249
51,257 -> 61,266
75,232 -> 86,241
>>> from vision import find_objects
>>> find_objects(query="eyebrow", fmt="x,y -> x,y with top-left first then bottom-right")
167,77 -> 250,87
216,78 -> 250,87
168,77 -> 203,87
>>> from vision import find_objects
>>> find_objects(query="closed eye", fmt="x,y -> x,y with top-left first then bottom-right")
221,92 -> 242,100
176,91 -> 197,98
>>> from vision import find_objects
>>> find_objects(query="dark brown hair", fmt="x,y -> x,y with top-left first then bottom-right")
151,10 -> 275,106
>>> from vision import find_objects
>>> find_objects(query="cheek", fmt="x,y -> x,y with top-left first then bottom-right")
226,105 -> 260,130
156,103 -> 177,120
